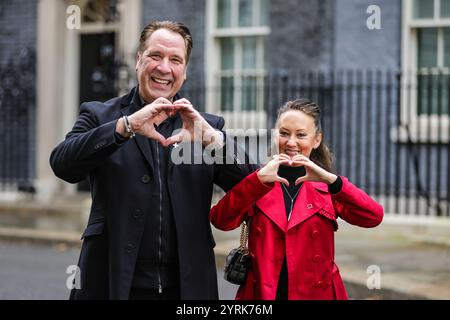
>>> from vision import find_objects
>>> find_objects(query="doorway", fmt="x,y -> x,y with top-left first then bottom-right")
77,32 -> 117,192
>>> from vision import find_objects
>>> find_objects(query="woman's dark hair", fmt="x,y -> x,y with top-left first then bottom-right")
275,98 -> 334,172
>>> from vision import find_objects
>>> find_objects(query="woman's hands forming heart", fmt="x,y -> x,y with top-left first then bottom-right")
257,153 -> 338,185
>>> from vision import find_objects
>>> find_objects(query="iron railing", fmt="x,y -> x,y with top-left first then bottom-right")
0,48 -> 36,194
1,66 -> 449,217
183,69 -> 450,217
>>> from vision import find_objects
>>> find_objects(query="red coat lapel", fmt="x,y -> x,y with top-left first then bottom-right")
255,182 -> 331,232
255,183 -> 287,232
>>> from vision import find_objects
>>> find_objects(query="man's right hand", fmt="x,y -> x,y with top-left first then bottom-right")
116,97 -> 174,145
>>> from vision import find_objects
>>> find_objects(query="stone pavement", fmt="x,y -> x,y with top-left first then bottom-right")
1,196 -> 449,300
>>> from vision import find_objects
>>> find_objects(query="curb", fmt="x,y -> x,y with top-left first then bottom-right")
0,227 -> 81,247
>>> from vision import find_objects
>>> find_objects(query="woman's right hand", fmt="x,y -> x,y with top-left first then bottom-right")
257,154 -> 291,186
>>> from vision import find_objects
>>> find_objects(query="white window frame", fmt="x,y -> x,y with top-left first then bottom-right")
205,0 -> 270,130
397,0 -> 450,143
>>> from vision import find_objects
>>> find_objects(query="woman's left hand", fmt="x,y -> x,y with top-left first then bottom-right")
291,154 -> 338,185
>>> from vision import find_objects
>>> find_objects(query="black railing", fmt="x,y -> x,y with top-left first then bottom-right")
183,69 -> 450,217
1,66 -> 449,217
283,70 -> 448,217
0,48 -> 36,194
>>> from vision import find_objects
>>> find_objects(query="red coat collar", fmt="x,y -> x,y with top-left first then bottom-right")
255,182 -> 330,232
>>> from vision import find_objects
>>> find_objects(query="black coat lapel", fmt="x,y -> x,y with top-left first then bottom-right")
120,88 -> 154,173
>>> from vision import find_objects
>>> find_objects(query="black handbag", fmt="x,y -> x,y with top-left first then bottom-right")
223,220 -> 251,285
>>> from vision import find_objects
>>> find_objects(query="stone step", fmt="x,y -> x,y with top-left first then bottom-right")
0,195 -> 91,232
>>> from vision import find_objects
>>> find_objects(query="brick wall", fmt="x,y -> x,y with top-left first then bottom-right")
0,0 -> 37,67
268,0 -> 334,71
333,0 -> 401,69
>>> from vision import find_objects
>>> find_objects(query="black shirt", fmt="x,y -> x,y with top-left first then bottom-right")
132,116 -> 180,290
278,165 -> 305,218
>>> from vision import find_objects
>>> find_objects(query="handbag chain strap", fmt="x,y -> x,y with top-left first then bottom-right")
238,221 -> 249,255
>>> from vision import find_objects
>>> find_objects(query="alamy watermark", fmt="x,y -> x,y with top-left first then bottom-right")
366,265 -> 381,290
367,5 -> 381,30
169,126 -> 279,165
66,265 -> 81,290
66,5 -> 81,30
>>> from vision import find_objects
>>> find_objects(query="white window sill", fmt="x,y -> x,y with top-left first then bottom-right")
390,116 -> 449,143
218,110 -> 267,130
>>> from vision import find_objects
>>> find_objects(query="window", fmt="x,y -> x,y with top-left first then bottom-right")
399,0 -> 450,142
206,0 -> 270,129
416,28 -> 450,116
413,0 -> 450,116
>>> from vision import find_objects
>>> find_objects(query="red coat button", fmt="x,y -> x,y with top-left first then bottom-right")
314,281 -> 324,288
311,230 -> 320,238
313,254 -> 321,263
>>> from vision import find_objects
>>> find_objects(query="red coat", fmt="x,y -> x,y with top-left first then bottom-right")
210,171 -> 383,300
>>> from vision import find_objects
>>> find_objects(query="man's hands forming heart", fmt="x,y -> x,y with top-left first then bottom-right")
165,98 -> 219,147
125,97 -> 219,147
125,97 -> 174,146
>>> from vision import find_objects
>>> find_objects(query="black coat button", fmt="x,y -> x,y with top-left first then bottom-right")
133,209 -> 143,219
141,174 -> 150,184
94,140 -> 107,150
125,243 -> 135,253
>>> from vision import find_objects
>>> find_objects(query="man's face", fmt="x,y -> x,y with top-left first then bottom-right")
136,28 -> 187,103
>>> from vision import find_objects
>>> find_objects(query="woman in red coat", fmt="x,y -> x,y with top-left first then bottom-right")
210,98 -> 383,300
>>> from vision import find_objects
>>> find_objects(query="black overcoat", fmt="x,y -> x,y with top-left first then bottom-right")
50,87 -> 257,299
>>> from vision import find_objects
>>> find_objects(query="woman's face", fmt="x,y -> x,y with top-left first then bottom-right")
277,110 -> 322,158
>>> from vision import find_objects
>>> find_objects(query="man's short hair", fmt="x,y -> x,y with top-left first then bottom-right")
138,20 -> 193,64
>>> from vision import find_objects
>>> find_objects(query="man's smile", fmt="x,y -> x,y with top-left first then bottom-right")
151,77 -> 171,85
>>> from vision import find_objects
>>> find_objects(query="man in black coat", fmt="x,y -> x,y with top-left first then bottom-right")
50,21 -> 257,300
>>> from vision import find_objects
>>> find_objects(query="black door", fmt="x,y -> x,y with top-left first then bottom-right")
78,32 -> 117,191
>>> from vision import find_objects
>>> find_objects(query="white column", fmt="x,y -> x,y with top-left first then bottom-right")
36,0 -> 67,201
119,0 -> 141,65
116,0 -> 141,95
